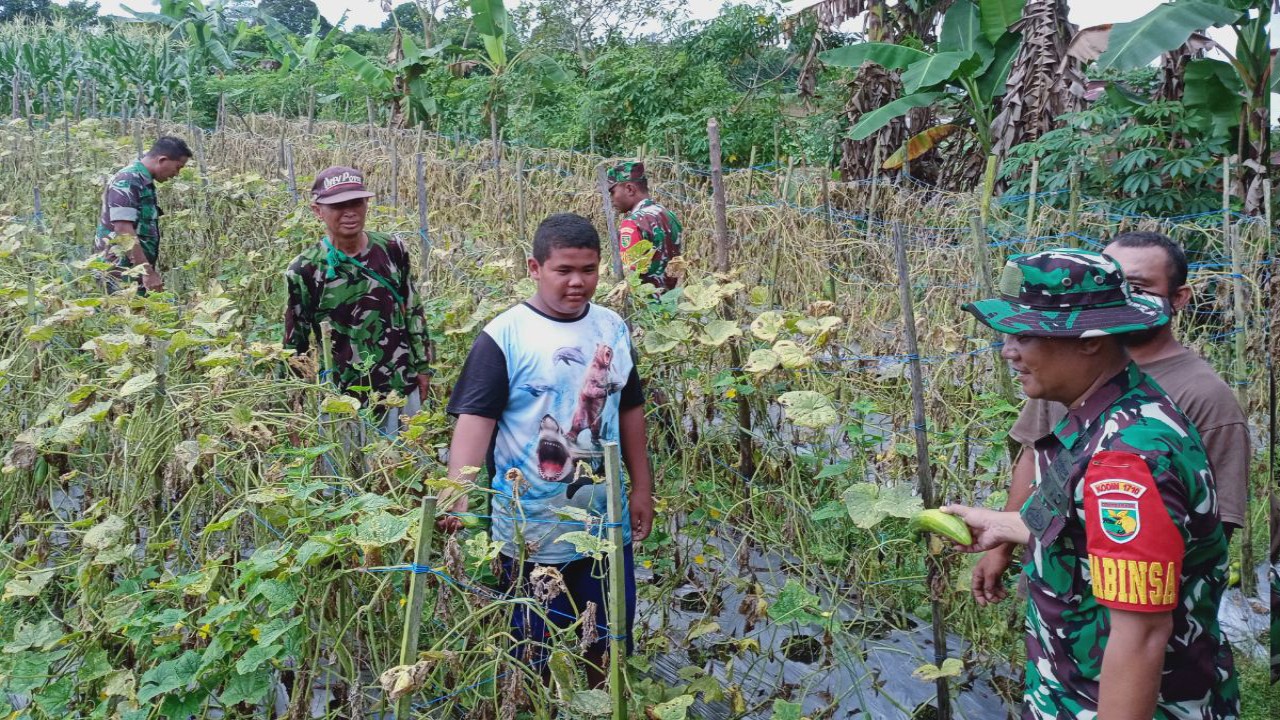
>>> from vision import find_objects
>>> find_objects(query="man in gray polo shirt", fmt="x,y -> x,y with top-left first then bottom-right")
971,231 -> 1251,606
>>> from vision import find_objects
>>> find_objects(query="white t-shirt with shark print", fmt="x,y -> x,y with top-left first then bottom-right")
447,302 -> 643,564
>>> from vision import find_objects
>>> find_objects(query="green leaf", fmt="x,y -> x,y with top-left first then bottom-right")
78,646 -> 114,681
352,511 -> 412,549
4,618 -> 65,653
648,695 -> 696,720
777,391 -> 838,430
320,395 -> 361,416
1182,58 -> 1245,141
772,699 -> 804,720
978,0 -> 1027,44
335,46 -> 392,94
219,670 -> 271,706
234,644 -> 282,675
842,482 -> 924,529
253,579 -> 298,616
975,31 -> 1022,104
137,650 -> 202,703
850,93 -> 945,141
1097,2 -> 1241,70
820,42 -> 930,71
902,51 -> 973,94
913,657 -> 964,680
795,316 -> 843,337
644,321 -> 693,354
743,349 -> 780,374
555,531 -> 611,559
203,508 -> 246,534
698,319 -> 742,347
767,579 -> 825,625
941,2 -> 990,58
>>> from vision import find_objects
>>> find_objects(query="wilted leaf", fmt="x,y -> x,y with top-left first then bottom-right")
102,669 -> 136,699
772,340 -> 810,369
882,125 -> 965,170
378,660 -> 434,700
52,401 -> 113,444
777,391 -> 837,429
750,311 -> 784,341
643,321 -> 693,354
687,620 -> 721,641
83,515 -> 126,551
743,349 -> 780,373
3,568 -> 56,600
93,544 -> 136,566
118,371 -> 157,398
698,320 -> 742,347
795,316 -> 843,337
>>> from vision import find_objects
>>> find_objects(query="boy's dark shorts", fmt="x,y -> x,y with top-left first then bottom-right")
498,545 -> 636,659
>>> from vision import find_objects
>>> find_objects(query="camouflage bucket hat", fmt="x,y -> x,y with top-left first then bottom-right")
962,249 -> 1168,338
606,160 -> 646,189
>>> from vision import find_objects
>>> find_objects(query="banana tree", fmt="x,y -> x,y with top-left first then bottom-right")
1067,0 -> 1271,212
465,0 -> 568,164
257,10 -> 346,74
336,33 -> 446,129
821,1 -> 1022,164
122,0 -> 250,74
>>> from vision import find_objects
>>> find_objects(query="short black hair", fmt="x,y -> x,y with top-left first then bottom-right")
1107,231 -> 1188,289
631,177 -> 649,192
532,213 -> 601,263
146,136 -> 193,160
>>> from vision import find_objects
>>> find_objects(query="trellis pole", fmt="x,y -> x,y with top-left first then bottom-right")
1223,157 -> 1256,596
602,442 -> 628,720
595,166 -> 624,280
417,153 -> 431,277
892,221 -> 952,720
394,494 -> 439,719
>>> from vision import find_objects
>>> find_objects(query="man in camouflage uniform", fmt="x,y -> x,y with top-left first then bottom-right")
283,166 -> 433,430
944,249 -> 1237,719
94,136 -> 192,293
607,161 -> 682,292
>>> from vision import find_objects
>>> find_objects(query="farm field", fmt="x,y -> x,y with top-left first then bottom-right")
0,112 -> 1272,719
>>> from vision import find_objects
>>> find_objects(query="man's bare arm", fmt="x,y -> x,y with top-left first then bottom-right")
618,404 -> 654,541
1098,609 -> 1172,720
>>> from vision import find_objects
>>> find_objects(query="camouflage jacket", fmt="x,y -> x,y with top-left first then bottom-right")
1022,362 -> 1237,719
618,198 -> 682,291
94,160 -> 162,267
283,232 -> 432,394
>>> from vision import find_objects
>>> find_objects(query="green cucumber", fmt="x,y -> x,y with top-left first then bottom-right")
909,509 -> 972,546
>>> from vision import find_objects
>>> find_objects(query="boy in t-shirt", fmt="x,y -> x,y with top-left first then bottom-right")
441,213 -> 654,682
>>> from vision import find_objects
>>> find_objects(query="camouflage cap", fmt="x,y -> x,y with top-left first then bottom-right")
606,160 -> 646,189
962,249 -> 1168,338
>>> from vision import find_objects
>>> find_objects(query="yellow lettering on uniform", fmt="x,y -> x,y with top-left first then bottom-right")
1148,563 -> 1164,605
1116,558 -> 1129,603
1089,555 -> 1102,597
1129,561 -> 1148,606
1102,557 -> 1118,601
1161,562 -> 1178,605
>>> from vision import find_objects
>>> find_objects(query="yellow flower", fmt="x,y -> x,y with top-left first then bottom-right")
399,597 -> 407,607
642,560 -> 652,569
198,623 -> 211,639
173,621 -> 184,631
694,555 -> 706,565
708,508 -> 722,520
725,388 -> 738,399
249,627 -> 261,642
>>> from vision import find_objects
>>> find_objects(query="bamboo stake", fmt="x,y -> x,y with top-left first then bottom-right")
394,494 -> 439,719
595,166 -> 624,280
307,87 -> 316,135
980,155 -> 997,229
1067,164 -> 1081,235
746,145 -> 758,199
390,132 -> 400,210
602,442 -> 628,720
971,216 -> 1018,410
285,142 -> 298,202
515,150 -> 527,260
892,221 -> 951,720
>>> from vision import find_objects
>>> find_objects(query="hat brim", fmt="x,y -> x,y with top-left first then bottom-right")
962,295 -> 1168,338
314,189 -> 374,204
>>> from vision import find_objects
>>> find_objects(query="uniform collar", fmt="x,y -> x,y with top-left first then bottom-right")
130,159 -> 154,183
632,197 -> 655,212
1051,362 -> 1143,450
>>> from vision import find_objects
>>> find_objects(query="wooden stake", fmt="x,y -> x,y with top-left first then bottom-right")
1067,164 -> 1081,235
970,216 -> 1016,406
595,166 -> 624,280
285,142 -> 298,202
709,118 -> 755,481
307,87 -> 316,134
394,494 -> 439,719
892,221 -> 951,720
602,443 -> 628,720
417,153 -> 431,277
746,145 -> 758,199
515,150 -> 528,259
390,132 -> 400,210
1223,158 -> 1257,596
980,155 -> 997,229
